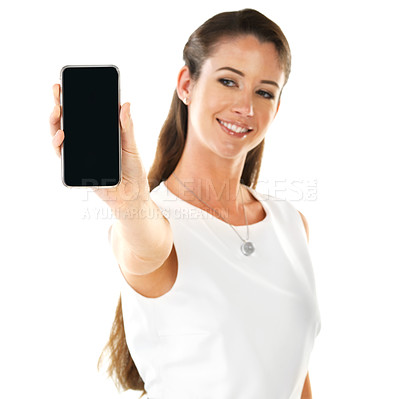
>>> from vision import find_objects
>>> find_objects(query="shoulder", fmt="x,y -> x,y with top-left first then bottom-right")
248,187 -> 309,243
149,181 -> 174,213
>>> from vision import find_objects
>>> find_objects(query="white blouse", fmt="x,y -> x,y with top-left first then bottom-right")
119,181 -> 321,399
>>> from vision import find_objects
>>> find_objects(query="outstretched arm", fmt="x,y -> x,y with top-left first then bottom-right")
298,212 -> 313,398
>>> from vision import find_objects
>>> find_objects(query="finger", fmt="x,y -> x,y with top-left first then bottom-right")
120,103 -> 138,154
52,130 -> 64,158
53,84 -> 60,105
49,104 -> 61,137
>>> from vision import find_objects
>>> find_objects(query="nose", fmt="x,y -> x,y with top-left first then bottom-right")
232,91 -> 254,117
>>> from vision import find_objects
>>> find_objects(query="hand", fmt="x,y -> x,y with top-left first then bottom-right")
49,84 -> 150,213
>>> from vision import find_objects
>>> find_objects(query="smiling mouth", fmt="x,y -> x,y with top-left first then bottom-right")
217,119 -> 253,134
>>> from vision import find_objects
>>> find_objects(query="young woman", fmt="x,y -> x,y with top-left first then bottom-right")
50,9 -> 321,399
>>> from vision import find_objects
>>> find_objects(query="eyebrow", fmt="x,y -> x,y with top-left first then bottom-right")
216,66 -> 281,90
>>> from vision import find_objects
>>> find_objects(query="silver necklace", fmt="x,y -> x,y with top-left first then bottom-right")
171,172 -> 255,256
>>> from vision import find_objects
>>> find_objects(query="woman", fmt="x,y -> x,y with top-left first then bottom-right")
50,9 -> 321,399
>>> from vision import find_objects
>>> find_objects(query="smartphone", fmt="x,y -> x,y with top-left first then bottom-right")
60,65 -> 121,187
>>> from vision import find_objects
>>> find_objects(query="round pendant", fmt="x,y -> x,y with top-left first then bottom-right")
241,241 -> 255,256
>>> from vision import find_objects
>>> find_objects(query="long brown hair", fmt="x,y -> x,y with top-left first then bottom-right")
98,8 -> 291,395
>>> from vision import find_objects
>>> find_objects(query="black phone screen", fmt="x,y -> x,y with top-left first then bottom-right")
61,65 -> 120,187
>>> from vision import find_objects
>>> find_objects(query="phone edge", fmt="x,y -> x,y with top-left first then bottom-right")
59,65 -> 122,189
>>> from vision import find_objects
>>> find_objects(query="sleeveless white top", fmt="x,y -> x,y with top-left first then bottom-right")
120,181 -> 321,399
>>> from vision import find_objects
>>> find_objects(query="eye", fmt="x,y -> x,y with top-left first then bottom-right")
219,78 -> 236,87
257,89 -> 275,100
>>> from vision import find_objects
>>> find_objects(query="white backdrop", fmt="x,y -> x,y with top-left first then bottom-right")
1,0 -> 399,397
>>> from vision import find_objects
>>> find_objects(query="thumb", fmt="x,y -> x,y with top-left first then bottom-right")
120,102 -> 137,154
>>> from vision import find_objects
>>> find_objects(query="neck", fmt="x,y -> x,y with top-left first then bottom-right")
169,155 -> 246,209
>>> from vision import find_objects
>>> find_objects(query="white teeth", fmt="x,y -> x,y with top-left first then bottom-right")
219,120 -> 250,133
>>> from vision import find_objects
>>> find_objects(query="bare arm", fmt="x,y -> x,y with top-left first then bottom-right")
301,372 -> 312,399
298,212 -> 312,398
50,83 -> 173,276
109,199 -> 174,276
298,213 -> 313,398
298,210 -> 309,243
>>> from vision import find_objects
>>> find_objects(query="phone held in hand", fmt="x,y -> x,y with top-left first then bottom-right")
60,65 -> 121,187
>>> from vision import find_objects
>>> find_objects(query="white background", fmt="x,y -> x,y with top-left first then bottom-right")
1,0 -> 399,397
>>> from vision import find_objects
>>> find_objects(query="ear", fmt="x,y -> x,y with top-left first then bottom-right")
176,66 -> 193,103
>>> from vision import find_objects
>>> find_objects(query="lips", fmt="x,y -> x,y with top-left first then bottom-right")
217,118 -> 253,136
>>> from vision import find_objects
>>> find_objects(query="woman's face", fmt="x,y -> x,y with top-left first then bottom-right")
182,34 -> 286,161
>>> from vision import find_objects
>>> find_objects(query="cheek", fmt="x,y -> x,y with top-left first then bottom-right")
197,84 -> 229,113
256,102 -> 278,123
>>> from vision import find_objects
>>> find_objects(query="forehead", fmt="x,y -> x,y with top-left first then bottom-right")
202,35 -> 284,85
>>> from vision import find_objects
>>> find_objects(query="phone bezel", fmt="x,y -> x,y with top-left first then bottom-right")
60,65 -> 121,188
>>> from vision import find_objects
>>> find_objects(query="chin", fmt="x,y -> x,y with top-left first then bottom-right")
212,141 -> 249,160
